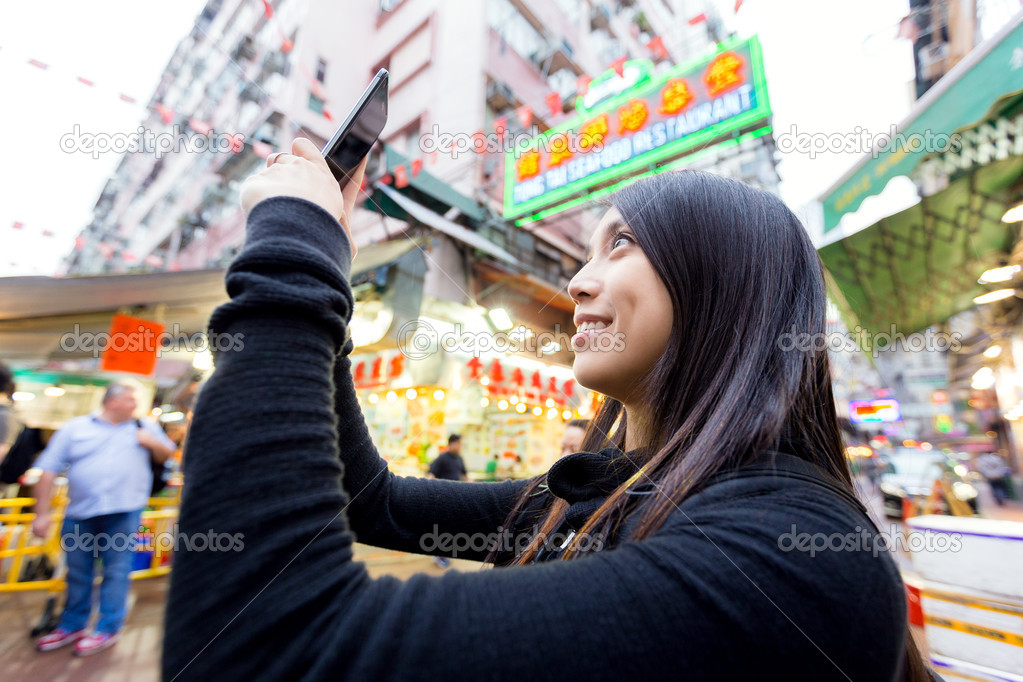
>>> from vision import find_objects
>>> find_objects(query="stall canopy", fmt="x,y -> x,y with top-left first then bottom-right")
819,15 -> 1023,234
367,144 -> 485,222
0,241 -> 427,362
819,153 -> 1021,336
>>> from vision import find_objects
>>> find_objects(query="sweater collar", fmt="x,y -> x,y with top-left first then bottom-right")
546,447 -> 645,506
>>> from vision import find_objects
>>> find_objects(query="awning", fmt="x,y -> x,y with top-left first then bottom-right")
368,144 -> 485,222
819,14 -> 1023,233
0,241 -> 430,362
819,153 -> 1022,337
375,182 -> 520,266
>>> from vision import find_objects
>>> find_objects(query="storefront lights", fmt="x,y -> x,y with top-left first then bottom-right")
433,389 -> 445,400
386,391 -> 398,402
405,388 -> 417,400
1000,203 -> 1023,223
533,406 -> 543,416
368,394 -> 379,404
488,308 -> 514,331
545,398 -> 555,408
498,400 -> 509,410
480,376 -> 490,386
11,391 -> 34,401
546,408 -> 558,420
43,386 -> 65,397
192,347 -> 213,371
971,367 -> 995,390
973,289 -> 1016,304
481,397 -> 489,407
978,265 -> 1021,284
562,410 -> 572,420
515,403 -> 527,413
984,345 -> 1003,358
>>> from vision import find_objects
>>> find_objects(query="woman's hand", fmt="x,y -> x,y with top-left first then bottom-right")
240,137 -> 367,256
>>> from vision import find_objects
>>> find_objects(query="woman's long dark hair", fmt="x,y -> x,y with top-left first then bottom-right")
490,170 -> 930,680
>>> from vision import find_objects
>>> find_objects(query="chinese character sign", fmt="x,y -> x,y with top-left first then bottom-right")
503,36 -> 770,219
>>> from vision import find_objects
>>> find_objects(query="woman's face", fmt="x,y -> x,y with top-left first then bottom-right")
568,208 -> 674,402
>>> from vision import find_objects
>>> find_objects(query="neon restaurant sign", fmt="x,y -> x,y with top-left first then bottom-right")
503,36 -> 771,220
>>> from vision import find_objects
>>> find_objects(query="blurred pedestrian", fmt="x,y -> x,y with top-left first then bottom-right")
976,452 -> 1013,506
0,361 -> 19,466
428,434 -> 468,482
31,380 -> 176,656
560,419 -> 589,459
484,454 -> 500,481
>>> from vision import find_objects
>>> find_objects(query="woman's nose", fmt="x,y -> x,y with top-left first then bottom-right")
568,263 -> 600,303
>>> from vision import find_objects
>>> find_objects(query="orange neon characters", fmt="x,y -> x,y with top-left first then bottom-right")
617,98 -> 649,135
658,78 -> 695,114
578,114 -> 609,151
516,149 -> 541,181
547,132 -> 573,167
703,51 -> 745,97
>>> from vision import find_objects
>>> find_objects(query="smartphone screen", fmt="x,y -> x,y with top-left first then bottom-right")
322,69 -> 389,187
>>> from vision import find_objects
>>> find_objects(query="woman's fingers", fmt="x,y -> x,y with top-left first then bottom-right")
341,157 -> 368,221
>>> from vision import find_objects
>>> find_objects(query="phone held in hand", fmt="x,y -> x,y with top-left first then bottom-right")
321,68 -> 389,188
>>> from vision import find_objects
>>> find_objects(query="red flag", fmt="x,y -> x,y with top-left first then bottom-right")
410,158 -> 423,177
576,75 -> 592,95
261,0 -> 274,18
27,58 -> 48,70
380,173 -> 393,185
646,35 -> 668,60
42,230 -> 54,237
155,102 -> 175,124
394,164 -> 409,188
493,116 -> 507,141
322,107 -> 333,122
515,105 -> 532,128
119,93 -> 137,104
545,91 -> 562,117
688,13 -> 707,25
76,76 -> 95,87
610,56 -> 627,77
74,236 -> 86,251
281,38 -> 294,53
734,0 -> 744,11
12,221 -> 23,230
144,254 -> 164,268
121,250 -> 137,263
168,262 -> 182,271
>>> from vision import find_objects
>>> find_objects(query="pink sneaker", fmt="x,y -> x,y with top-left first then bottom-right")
74,631 -> 120,657
36,628 -> 87,652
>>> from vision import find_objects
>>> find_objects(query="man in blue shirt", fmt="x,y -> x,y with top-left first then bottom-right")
31,380 -> 176,656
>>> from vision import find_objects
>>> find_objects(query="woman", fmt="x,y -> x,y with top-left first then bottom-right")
163,139 -> 933,680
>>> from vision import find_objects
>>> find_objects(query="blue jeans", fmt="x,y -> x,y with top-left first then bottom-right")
59,510 -> 142,633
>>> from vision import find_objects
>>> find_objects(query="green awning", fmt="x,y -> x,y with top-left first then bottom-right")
820,15 -> 1023,233
819,154 -> 1023,337
364,144 -> 485,222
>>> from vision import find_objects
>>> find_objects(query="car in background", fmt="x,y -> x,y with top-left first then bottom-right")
879,449 -> 979,518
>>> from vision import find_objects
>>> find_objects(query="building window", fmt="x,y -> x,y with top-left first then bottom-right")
308,93 -> 324,114
316,57 -> 327,83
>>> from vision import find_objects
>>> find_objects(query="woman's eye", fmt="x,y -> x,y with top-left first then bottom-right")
611,233 -> 633,250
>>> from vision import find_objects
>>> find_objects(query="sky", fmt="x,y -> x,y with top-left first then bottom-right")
0,0 -> 1015,277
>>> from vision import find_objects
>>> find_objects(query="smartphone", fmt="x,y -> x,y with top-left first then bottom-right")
321,68 -> 389,187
